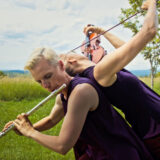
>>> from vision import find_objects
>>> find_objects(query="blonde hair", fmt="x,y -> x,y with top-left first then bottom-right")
24,47 -> 59,70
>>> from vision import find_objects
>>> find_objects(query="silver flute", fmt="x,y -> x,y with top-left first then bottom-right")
0,84 -> 66,138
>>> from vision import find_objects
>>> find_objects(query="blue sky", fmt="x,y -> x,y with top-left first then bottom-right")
0,0 -> 151,70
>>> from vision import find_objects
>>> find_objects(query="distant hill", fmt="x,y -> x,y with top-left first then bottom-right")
2,70 -> 29,77
1,69 -> 151,77
129,69 -> 150,77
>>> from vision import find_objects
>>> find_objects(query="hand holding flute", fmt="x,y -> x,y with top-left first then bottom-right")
0,84 -> 66,138
13,113 -> 34,137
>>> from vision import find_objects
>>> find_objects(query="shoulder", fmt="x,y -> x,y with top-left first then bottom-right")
70,76 -> 99,96
69,83 -> 99,111
55,94 -> 63,105
93,65 -> 117,87
73,82 -> 96,95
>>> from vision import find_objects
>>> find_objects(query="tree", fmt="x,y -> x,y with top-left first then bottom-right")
0,71 -> 7,78
119,0 -> 160,88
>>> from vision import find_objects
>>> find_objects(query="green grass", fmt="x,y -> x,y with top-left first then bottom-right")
139,77 -> 160,95
0,99 -> 74,160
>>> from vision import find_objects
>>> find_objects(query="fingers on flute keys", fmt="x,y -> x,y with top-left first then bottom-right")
2,121 -> 13,132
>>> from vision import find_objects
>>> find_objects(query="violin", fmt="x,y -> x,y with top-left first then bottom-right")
81,24 -> 107,64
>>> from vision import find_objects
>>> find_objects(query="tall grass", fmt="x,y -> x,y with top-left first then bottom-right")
139,77 -> 160,95
0,77 -> 49,101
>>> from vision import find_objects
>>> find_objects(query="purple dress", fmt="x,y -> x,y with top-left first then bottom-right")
79,66 -> 160,140
61,76 -> 153,160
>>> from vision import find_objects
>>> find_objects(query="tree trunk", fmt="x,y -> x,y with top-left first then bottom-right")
150,59 -> 154,89
150,69 -> 154,89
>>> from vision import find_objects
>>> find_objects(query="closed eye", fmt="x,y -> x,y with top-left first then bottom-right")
44,73 -> 52,79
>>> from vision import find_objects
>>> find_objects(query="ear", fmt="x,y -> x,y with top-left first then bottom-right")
68,58 -> 77,64
58,60 -> 65,71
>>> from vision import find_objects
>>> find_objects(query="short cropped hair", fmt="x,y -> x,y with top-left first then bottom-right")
60,51 -> 87,62
24,47 -> 59,70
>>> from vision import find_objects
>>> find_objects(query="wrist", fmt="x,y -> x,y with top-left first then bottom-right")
100,28 -> 105,34
27,128 -> 38,138
97,27 -> 105,34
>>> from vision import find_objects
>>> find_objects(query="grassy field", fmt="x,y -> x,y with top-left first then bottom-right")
0,77 -> 74,160
139,76 -> 160,95
0,76 -> 159,160
0,77 -> 49,101
0,99 -> 74,160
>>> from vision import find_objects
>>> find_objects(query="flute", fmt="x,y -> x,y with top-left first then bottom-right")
0,84 -> 66,138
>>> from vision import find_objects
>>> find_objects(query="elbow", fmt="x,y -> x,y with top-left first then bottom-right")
53,136 -> 74,155
142,22 -> 157,41
145,23 -> 157,40
58,146 -> 70,155
148,27 -> 157,40
59,150 -> 68,155
58,144 -> 71,155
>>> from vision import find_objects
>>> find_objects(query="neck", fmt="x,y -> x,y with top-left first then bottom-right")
61,72 -> 73,98
78,60 -> 95,73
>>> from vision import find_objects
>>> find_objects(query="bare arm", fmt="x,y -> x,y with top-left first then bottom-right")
33,94 -> 64,132
84,26 -> 125,48
103,31 -> 125,48
13,84 -> 98,155
93,0 -> 158,86
2,94 -> 64,134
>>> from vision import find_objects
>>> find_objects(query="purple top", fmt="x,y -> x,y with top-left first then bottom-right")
79,66 -> 160,139
61,76 -> 153,160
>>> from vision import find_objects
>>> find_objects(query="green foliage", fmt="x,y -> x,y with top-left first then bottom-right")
142,35 -> 160,77
0,70 -> 7,78
119,0 -> 160,87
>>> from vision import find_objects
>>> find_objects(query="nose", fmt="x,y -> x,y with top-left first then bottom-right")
41,80 -> 49,89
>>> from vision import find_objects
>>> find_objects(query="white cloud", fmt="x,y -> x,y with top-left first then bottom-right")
0,0 -> 151,70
